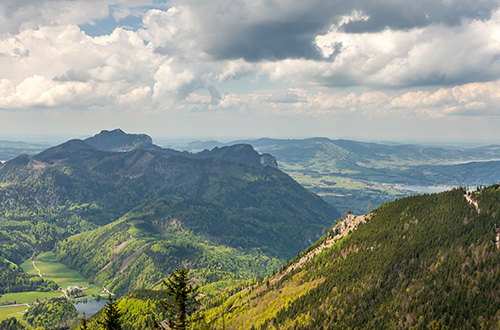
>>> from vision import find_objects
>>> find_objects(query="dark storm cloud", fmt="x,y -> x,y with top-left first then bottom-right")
342,0 -> 499,33
182,0 -> 345,61
201,16 -> 337,61
179,0 -> 500,62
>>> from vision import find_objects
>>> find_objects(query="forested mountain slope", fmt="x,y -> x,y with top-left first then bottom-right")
204,185 -> 500,329
55,196 -> 284,295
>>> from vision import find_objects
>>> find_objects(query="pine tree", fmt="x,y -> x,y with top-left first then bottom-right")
159,266 -> 202,330
79,312 -> 88,330
98,295 -> 122,330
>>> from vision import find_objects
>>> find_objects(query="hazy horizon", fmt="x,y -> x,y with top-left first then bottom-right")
0,130 -> 498,149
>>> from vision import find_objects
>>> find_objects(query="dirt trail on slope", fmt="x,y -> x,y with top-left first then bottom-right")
32,260 -> 42,277
114,235 -> 133,252
464,194 -> 481,213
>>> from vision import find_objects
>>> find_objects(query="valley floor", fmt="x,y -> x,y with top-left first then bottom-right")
0,252 -> 110,325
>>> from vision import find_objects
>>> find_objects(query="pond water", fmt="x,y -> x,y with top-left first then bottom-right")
73,299 -> 107,317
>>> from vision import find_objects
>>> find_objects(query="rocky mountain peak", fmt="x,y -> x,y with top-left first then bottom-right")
85,129 -> 153,152
260,154 -> 278,168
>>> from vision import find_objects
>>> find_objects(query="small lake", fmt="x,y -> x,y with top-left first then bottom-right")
74,299 -> 107,317
397,185 -> 455,194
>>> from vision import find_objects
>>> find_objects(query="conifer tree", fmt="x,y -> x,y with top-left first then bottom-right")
98,295 -> 122,330
79,312 -> 88,330
159,266 -> 201,330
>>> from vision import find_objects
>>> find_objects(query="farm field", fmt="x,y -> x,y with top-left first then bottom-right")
282,167 -> 407,213
20,252 -> 102,296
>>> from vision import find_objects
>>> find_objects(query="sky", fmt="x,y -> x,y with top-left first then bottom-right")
1,0 -> 500,143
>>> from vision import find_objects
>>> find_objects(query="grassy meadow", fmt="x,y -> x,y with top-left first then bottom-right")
20,252 -> 102,296
0,305 -> 29,322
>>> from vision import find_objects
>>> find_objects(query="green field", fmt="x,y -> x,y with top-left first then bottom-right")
0,305 -> 29,321
0,291 -> 61,305
20,252 -> 102,296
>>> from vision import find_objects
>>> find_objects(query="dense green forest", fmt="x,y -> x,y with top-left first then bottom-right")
0,317 -> 26,330
23,297 -> 78,329
199,185 -> 500,329
55,195 -> 284,295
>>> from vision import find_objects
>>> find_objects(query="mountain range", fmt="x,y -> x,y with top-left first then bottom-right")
3,133 -> 500,215
0,129 -> 339,296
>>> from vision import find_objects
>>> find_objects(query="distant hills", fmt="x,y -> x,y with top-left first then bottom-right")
177,137 -> 500,213
180,137 -> 500,165
0,129 -> 338,295
0,140 -> 49,162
